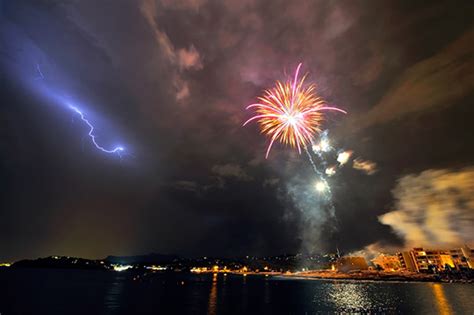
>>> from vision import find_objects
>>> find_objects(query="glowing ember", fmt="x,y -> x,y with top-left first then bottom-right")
315,181 -> 327,192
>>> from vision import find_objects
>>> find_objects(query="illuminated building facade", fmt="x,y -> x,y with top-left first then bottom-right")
397,245 -> 473,272
397,251 -> 418,272
371,254 -> 402,271
449,247 -> 474,270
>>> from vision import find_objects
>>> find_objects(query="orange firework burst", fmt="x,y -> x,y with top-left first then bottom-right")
244,63 -> 346,158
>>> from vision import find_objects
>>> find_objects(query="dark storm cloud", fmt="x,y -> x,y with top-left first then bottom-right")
1,0 -> 473,260
345,28 -> 474,132
211,163 -> 253,181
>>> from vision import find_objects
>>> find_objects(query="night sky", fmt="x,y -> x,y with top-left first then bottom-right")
1,0 -> 473,261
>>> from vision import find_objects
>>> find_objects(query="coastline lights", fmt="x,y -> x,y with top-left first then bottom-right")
112,264 -> 133,272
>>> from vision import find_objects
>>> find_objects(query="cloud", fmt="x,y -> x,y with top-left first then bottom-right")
139,0 -> 176,62
353,158 -> 377,175
139,0 -> 203,101
173,75 -> 191,101
322,3 -> 358,40
263,177 -> 279,187
351,43 -> 385,87
177,45 -> 203,70
172,180 -> 198,192
379,167 -> 474,248
349,242 -> 401,262
211,163 -> 252,181
160,0 -> 207,11
2,0 -> 472,260
352,28 -> 474,130
140,0 -> 203,69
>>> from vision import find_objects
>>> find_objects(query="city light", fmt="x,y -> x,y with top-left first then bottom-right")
112,264 -> 133,272
146,265 -> 167,271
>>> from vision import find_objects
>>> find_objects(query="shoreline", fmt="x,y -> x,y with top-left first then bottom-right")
277,270 -> 473,284
3,267 -> 473,283
192,270 -> 473,284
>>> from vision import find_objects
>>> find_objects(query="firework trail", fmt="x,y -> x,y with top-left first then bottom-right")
243,63 -> 383,252
243,64 -> 378,252
243,62 -> 354,250
304,147 -> 331,195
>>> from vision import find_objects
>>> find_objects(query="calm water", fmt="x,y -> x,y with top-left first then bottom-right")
0,269 -> 473,314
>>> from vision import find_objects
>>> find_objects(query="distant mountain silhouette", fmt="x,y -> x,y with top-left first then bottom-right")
104,253 -> 180,264
12,256 -> 106,270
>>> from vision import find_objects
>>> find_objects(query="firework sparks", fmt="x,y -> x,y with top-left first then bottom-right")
312,138 -> 331,153
353,158 -> 377,175
337,150 -> 353,166
325,166 -> 336,176
312,130 -> 332,154
315,181 -> 327,192
243,63 -> 346,158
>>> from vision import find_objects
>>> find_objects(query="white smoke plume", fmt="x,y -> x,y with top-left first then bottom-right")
286,174 -> 336,253
379,167 -> 474,248
349,242 -> 401,262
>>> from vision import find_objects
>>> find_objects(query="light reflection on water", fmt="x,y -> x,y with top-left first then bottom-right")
431,283 -> 453,315
207,273 -> 218,315
328,282 -> 373,312
104,275 -> 125,311
1,269 -> 473,314
263,279 -> 271,305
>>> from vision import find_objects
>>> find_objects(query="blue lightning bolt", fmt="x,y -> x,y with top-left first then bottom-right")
69,105 -> 124,155
35,63 -> 44,80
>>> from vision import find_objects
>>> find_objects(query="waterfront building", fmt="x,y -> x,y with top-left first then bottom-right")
397,251 -> 418,272
371,254 -> 401,271
397,245 -> 473,273
449,246 -> 474,270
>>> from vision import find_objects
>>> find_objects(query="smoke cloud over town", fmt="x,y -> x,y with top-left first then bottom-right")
379,167 -> 474,249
